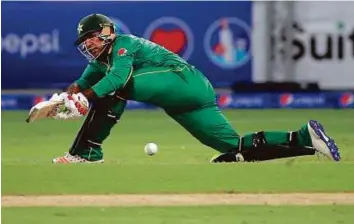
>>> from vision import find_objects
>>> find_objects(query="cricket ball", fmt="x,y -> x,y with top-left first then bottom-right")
144,143 -> 158,156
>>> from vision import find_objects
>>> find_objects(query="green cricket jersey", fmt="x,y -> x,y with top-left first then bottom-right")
76,34 -> 216,111
76,34 -> 189,97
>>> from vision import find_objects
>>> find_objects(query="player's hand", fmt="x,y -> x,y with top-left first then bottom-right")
46,92 -> 76,120
66,83 -> 81,94
63,93 -> 90,117
48,92 -> 89,120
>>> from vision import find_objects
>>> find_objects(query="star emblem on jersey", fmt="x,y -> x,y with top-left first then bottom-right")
118,48 -> 127,56
77,24 -> 83,33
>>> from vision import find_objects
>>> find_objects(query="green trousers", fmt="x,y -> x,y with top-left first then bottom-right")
75,66 -> 313,161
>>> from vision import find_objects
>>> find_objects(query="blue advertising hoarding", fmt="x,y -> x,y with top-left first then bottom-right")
2,92 -> 353,111
2,1 -> 253,89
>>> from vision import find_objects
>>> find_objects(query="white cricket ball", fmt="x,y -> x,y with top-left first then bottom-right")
144,143 -> 158,156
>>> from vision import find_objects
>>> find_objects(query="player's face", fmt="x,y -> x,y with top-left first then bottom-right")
85,36 -> 105,56
78,32 -> 106,61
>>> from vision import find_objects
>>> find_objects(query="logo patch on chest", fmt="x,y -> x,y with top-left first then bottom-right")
118,48 -> 127,56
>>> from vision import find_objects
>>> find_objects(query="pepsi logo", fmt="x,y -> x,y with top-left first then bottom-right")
217,94 -> 232,108
279,94 -> 294,106
339,92 -> 354,107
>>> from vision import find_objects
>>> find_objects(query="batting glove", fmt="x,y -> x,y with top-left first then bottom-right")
63,93 -> 89,117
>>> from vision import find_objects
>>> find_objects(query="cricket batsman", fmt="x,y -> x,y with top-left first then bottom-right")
50,14 -> 340,164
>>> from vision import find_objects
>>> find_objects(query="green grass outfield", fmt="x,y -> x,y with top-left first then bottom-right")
2,109 -> 354,195
2,205 -> 354,224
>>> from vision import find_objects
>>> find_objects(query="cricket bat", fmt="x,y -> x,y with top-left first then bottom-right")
26,100 -> 66,123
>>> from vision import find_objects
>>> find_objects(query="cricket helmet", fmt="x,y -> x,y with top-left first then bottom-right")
75,13 -> 116,61
75,13 -> 115,45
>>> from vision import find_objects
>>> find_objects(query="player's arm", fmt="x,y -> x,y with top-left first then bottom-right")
66,62 -> 104,94
63,38 -> 138,119
82,54 -> 134,100
56,53 -> 133,120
